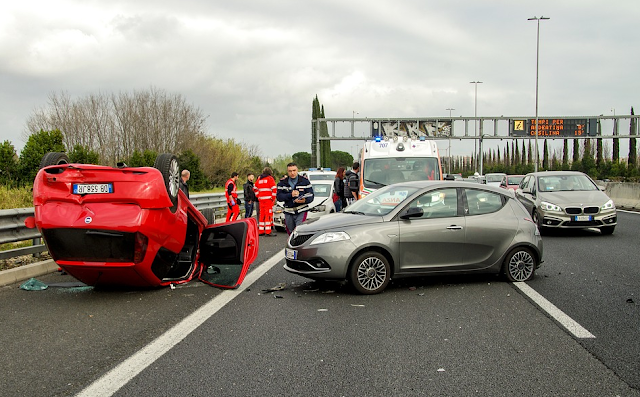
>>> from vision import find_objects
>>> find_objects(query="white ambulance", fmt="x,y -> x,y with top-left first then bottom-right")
358,136 -> 442,198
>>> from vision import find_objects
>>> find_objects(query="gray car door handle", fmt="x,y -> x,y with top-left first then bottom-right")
446,225 -> 463,230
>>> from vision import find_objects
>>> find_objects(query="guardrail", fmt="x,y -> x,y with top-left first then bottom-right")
0,192 -> 243,261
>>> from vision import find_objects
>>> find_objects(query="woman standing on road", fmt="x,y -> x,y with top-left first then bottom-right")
334,167 -> 346,212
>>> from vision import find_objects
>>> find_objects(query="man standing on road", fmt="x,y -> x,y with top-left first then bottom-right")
243,173 -> 257,218
225,172 -> 241,222
254,167 -> 277,236
277,162 -> 314,235
179,169 -> 190,199
343,161 -> 360,206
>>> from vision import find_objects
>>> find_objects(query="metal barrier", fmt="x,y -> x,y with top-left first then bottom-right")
0,192 -> 243,261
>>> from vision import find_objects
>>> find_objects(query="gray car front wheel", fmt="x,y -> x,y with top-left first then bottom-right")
349,251 -> 390,294
503,247 -> 536,282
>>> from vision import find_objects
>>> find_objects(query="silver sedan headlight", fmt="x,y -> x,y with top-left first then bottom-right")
310,231 -> 351,245
540,201 -> 562,213
601,199 -> 615,211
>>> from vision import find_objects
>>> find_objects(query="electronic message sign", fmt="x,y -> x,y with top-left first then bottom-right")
510,118 -> 597,137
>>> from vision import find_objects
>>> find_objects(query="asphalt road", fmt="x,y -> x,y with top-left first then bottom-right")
1,214 -> 639,397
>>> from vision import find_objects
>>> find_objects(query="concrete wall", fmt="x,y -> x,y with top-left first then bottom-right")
604,182 -> 640,210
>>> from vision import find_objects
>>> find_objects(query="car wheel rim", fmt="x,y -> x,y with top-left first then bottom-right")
169,159 -> 179,197
508,251 -> 534,281
356,256 -> 387,291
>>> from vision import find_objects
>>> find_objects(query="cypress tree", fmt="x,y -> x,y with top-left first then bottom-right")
629,106 -> 637,167
562,139 -> 569,170
311,96 -> 321,167
613,116 -> 619,162
542,140 -> 549,170
319,105 -> 331,168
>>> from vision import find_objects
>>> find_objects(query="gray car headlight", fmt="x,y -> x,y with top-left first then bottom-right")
540,201 -> 562,213
601,199 -> 615,211
310,231 -> 351,245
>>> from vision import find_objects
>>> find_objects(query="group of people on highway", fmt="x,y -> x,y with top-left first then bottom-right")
179,161 -> 361,238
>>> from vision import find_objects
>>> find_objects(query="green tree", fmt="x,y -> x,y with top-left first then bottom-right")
582,139 -> 596,176
572,139 -> 580,164
319,105 -> 331,168
0,141 -> 19,186
562,139 -> 569,170
18,129 -> 66,184
178,149 -> 208,191
629,107 -> 637,168
613,120 -> 620,162
126,150 -> 158,167
330,150 -> 353,169
542,140 -> 549,170
311,95 -> 321,167
68,144 -> 100,164
292,152 -> 311,169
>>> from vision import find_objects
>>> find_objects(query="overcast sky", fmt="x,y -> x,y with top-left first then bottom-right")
2,0 -> 639,162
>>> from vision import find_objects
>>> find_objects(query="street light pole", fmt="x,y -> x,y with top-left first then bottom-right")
528,16 -> 550,172
470,81 -> 483,173
446,108 -> 455,174
351,111 -> 358,137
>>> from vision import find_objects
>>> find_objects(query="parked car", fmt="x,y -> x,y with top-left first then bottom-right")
485,173 -> 507,187
500,174 -> 525,191
515,171 -> 617,235
25,152 -> 259,288
273,179 -> 336,231
284,181 -> 543,294
301,169 -> 336,181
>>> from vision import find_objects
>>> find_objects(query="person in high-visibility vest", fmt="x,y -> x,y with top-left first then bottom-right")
225,172 -> 240,222
253,167 -> 277,236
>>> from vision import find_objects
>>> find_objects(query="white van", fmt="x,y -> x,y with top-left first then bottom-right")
359,137 -> 442,198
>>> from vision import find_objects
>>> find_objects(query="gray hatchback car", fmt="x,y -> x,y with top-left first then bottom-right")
284,181 -> 543,294
515,171 -> 617,235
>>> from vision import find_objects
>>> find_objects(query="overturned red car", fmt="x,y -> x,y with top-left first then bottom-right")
26,152 -> 258,288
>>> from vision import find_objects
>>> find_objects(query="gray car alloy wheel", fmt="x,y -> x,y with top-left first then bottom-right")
504,248 -> 535,282
350,251 -> 390,294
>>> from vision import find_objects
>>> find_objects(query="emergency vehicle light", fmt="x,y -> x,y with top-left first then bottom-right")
374,136 -> 382,142
419,136 -> 426,141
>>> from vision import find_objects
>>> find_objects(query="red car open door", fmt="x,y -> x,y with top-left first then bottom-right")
197,218 -> 259,289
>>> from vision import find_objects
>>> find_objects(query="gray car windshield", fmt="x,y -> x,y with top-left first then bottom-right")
538,175 -> 598,192
344,185 -> 419,216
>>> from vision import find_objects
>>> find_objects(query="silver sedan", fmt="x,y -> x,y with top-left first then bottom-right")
284,181 -> 543,294
515,171 -> 617,235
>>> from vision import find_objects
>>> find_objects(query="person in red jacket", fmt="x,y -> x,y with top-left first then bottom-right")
253,167 -> 277,236
225,172 -> 240,222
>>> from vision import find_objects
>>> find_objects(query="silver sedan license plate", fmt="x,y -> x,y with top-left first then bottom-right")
285,248 -> 297,260
73,183 -> 114,194
574,215 -> 592,221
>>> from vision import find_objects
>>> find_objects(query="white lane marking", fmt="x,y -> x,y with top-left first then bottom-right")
513,282 -> 595,339
76,249 -> 285,397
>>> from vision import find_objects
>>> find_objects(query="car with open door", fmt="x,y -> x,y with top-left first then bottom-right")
25,152 -> 259,288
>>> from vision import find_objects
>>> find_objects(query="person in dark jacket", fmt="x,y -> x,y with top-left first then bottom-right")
179,170 -> 190,199
243,173 -> 257,218
343,161 -> 360,205
333,167 -> 346,211
276,162 -> 314,235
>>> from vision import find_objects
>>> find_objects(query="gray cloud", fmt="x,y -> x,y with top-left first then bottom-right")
1,0 -> 639,161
